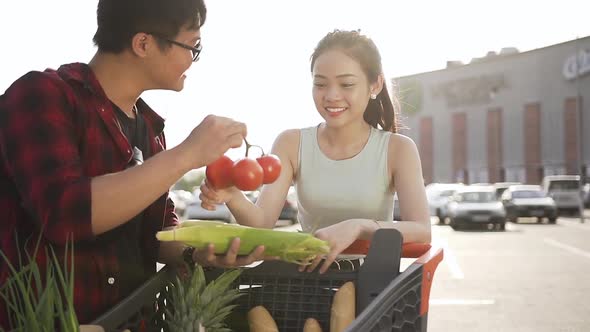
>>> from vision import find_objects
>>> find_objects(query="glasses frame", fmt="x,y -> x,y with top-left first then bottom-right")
150,33 -> 202,62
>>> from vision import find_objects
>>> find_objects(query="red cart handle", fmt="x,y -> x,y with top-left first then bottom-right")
342,239 -> 431,257
342,239 -> 444,315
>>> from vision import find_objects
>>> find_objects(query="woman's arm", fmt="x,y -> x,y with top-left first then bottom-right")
383,134 -> 432,243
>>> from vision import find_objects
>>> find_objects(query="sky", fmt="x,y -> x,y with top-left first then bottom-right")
1,0 -> 590,164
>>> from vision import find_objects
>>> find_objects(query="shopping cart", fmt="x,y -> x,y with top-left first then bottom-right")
92,228 -> 443,331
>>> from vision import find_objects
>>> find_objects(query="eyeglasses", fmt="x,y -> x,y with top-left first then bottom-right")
151,34 -> 202,62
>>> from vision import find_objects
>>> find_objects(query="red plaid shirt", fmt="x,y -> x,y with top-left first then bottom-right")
0,63 -> 178,326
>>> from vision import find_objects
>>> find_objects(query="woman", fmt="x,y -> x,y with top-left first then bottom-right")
200,29 -> 431,273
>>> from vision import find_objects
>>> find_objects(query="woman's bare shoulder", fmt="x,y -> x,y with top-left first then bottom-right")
270,129 -> 302,175
274,128 -> 301,144
388,133 -> 419,155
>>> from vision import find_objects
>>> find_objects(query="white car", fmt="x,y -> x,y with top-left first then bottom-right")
447,186 -> 506,231
543,175 -> 582,215
183,189 -> 234,222
183,199 -> 234,222
393,193 -> 401,221
425,183 -> 465,223
501,185 -> 557,223
169,189 -> 193,217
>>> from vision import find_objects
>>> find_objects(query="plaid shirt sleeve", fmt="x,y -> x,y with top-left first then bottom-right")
0,71 -> 94,245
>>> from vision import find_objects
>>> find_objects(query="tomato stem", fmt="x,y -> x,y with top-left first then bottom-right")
243,138 -> 265,157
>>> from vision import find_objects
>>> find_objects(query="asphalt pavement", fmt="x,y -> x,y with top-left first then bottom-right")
427,212 -> 590,332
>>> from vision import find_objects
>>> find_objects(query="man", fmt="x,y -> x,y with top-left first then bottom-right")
0,0 -> 265,326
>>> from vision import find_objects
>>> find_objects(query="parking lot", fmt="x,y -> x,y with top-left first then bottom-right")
427,213 -> 590,332
174,186 -> 590,331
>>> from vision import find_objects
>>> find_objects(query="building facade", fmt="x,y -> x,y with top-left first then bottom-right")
396,36 -> 590,185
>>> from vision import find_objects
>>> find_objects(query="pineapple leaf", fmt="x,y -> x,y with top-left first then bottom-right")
165,266 -> 243,332
203,304 -> 239,327
0,235 -> 78,332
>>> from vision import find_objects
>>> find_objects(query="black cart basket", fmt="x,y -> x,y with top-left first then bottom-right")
92,229 -> 443,332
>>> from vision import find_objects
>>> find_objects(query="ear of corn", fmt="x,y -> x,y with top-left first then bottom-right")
156,220 -> 330,264
178,220 -> 229,228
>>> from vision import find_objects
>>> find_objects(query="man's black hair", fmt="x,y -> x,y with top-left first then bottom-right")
93,0 -> 207,53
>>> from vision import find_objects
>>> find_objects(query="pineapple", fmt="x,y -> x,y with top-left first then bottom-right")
164,265 -> 242,332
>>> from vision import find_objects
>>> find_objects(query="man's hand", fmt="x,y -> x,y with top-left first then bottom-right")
179,115 -> 247,169
192,237 -> 276,268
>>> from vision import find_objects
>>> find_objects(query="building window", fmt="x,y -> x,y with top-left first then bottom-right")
564,97 -> 580,174
452,113 -> 467,183
487,108 -> 503,183
524,103 -> 541,184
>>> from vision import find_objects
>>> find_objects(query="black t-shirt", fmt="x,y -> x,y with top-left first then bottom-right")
95,102 -> 153,297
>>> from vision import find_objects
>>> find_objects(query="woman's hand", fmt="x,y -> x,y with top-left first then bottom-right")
192,237 -> 277,268
199,179 -> 240,210
300,219 -> 365,274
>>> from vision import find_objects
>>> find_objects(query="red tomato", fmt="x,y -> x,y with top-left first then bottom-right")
205,155 -> 234,189
256,154 -> 282,184
232,158 -> 264,191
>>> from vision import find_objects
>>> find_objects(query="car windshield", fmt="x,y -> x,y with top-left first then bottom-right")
440,189 -> 456,197
458,192 -> 496,202
512,190 -> 545,199
427,186 -> 460,200
548,180 -> 579,191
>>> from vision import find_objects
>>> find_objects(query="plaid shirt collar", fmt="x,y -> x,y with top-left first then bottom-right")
56,62 -> 166,136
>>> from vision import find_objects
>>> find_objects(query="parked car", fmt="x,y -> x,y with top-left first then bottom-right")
393,193 -> 401,221
169,189 -> 194,217
542,175 -> 582,215
501,185 -> 557,223
245,188 -> 299,225
279,199 -> 298,224
184,187 -> 299,225
447,186 -> 506,231
425,183 -> 465,223
493,182 -> 522,200
183,189 -> 234,222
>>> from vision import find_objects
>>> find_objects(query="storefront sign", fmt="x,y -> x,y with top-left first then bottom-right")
563,49 -> 590,80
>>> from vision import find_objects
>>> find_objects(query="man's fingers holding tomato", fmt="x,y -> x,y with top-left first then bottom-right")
227,132 -> 245,149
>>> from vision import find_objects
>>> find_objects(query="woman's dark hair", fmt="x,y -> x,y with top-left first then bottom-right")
93,0 -> 207,53
310,29 -> 401,133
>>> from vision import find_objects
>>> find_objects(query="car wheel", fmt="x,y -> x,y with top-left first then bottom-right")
548,217 -> 557,224
505,211 -> 515,223
436,209 -> 444,224
496,223 -> 506,231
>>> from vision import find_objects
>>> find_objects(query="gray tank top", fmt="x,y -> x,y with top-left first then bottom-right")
295,125 -> 394,232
